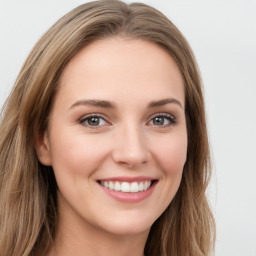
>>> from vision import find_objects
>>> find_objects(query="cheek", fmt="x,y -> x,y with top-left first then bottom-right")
149,132 -> 187,216
152,132 -> 187,175
48,131 -> 110,178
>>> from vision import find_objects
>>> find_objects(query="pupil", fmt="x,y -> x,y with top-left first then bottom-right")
154,117 -> 164,125
88,117 -> 99,126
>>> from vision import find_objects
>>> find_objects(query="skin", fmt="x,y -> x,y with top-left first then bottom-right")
37,38 -> 187,256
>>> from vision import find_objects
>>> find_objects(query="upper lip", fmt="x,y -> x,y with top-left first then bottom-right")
97,176 -> 157,182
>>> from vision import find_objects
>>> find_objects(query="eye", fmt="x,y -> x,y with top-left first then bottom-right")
148,113 -> 176,127
79,115 -> 108,127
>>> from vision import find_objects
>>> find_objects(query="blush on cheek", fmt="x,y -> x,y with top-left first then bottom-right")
52,137 -> 110,178
156,141 -> 187,175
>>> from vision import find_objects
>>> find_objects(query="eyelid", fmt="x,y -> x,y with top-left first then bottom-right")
150,112 -> 175,119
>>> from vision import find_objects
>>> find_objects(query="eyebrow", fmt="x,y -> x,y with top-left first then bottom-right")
70,99 -> 116,109
69,97 -> 183,110
148,98 -> 183,109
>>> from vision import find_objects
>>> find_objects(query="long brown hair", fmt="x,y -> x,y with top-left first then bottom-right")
0,1 -> 215,255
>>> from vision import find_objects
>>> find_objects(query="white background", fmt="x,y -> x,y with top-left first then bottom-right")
0,1 -> 255,255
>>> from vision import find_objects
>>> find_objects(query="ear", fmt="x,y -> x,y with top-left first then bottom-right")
35,132 -> 52,166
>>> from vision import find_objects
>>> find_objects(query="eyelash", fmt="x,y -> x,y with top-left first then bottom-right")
79,114 -> 109,128
147,113 -> 176,127
79,113 -> 176,128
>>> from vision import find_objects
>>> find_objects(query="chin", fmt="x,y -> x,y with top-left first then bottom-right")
96,212 -> 156,236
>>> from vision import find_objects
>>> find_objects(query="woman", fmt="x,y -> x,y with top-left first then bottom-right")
0,1 -> 215,255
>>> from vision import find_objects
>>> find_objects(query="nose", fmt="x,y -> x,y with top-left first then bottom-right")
112,124 -> 150,168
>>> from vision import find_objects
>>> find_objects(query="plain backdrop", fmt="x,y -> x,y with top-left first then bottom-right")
0,1 -> 256,255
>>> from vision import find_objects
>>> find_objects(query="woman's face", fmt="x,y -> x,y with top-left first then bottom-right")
38,38 -> 187,237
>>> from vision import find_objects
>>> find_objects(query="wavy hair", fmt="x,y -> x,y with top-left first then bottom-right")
0,1 -> 215,255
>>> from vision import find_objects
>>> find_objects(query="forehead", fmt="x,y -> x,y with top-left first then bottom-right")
57,38 -> 184,106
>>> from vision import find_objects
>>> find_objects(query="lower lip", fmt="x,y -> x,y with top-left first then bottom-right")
99,182 -> 157,203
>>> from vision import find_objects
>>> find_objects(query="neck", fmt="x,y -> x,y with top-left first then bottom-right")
51,230 -> 147,256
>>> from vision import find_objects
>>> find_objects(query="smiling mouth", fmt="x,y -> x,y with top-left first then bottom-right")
98,180 -> 157,193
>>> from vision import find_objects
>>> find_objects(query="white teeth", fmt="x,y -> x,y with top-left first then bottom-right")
138,182 -> 144,191
130,182 -> 139,192
103,181 -> 109,188
114,181 -> 121,191
121,182 -> 130,192
109,181 -> 114,190
100,180 -> 152,193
